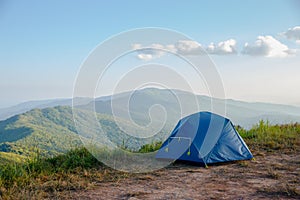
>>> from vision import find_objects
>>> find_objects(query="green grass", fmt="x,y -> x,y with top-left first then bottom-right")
138,141 -> 162,153
236,120 -> 300,152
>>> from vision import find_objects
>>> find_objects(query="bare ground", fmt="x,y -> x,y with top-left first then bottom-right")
67,151 -> 300,200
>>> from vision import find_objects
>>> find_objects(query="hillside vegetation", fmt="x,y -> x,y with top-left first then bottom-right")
0,121 -> 299,199
0,106 -> 167,160
0,107 -> 81,157
0,152 -> 25,164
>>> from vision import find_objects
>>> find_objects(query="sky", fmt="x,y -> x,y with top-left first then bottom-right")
0,0 -> 300,108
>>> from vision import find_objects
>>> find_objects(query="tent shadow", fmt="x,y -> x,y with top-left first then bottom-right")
164,159 -> 247,169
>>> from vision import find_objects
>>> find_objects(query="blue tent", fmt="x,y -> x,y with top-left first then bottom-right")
156,112 -> 253,165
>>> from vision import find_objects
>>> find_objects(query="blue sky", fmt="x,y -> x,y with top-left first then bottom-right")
0,0 -> 300,108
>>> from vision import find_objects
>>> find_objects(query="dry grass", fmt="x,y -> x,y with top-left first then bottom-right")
0,148 -> 130,199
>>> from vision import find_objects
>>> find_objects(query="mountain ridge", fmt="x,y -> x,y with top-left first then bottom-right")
1,88 -> 300,122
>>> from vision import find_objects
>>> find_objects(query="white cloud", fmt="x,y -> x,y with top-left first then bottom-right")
132,43 -> 167,61
137,54 -> 153,61
165,44 -> 177,52
133,35 -> 296,60
206,39 -> 237,55
175,40 -> 205,55
132,41 -> 204,61
242,36 -> 296,58
282,26 -> 300,44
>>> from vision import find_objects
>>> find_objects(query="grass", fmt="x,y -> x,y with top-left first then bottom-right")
236,120 -> 300,152
0,152 -> 25,164
0,121 -> 300,199
138,141 -> 162,153
0,148 -> 129,199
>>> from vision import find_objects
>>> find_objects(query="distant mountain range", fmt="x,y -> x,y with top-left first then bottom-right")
0,99 -> 72,121
1,88 -> 300,127
0,88 -> 300,159
92,88 -> 300,129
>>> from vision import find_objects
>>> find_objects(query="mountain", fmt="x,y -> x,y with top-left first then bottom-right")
1,88 -> 300,129
0,99 -> 72,121
89,88 -> 300,129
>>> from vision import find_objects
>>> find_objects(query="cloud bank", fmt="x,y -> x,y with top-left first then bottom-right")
132,26 -> 299,60
133,39 -> 237,60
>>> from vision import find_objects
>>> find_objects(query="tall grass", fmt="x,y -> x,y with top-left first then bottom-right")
236,120 -> 300,152
0,147 -> 136,198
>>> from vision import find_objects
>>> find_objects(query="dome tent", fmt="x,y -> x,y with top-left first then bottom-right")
156,112 -> 253,166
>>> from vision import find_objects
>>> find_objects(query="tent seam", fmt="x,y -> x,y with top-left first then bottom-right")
230,121 -> 253,158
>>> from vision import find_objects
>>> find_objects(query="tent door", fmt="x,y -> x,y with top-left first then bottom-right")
164,136 -> 192,158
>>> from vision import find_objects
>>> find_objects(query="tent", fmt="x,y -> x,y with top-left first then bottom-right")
156,112 -> 253,165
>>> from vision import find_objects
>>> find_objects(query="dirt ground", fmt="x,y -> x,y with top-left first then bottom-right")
70,151 -> 300,200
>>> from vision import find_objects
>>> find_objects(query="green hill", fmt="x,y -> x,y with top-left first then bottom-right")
0,106 -> 82,157
0,106 -> 168,159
